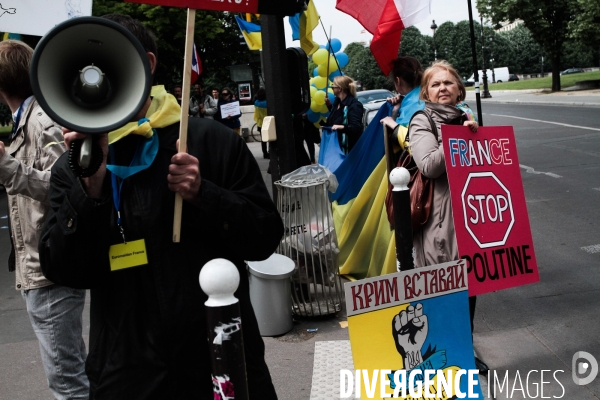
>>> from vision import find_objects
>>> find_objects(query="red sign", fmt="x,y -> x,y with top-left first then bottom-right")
125,0 -> 259,13
442,125 -> 539,296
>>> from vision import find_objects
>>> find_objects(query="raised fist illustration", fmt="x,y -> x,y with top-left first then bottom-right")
392,303 -> 428,370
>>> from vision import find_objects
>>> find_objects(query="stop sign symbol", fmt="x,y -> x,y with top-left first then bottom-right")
461,172 -> 515,248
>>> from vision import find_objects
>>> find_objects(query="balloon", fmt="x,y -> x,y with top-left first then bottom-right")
319,103 -> 329,114
313,76 -> 327,89
313,90 -> 326,105
306,110 -> 320,123
310,101 -> 321,112
313,122 -> 322,128
312,48 -> 329,65
336,52 -> 349,68
327,92 -> 335,104
326,38 -> 342,53
328,55 -> 339,72
313,67 -> 319,77
328,70 -> 342,81
310,86 -> 317,96
317,64 -> 329,77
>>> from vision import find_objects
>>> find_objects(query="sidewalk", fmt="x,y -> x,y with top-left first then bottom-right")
465,88 -> 600,107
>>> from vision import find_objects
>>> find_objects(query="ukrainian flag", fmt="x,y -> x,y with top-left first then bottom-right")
319,102 -> 397,280
235,16 -> 262,51
289,1 -> 320,56
2,33 -> 21,41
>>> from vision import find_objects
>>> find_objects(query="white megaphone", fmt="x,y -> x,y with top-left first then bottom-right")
30,16 -> 152,176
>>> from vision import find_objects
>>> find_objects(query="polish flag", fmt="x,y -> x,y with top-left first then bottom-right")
336,0 -> 431,75
191,43 -> 202,84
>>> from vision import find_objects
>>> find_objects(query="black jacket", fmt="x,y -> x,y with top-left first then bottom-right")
39,118 -> 283,399
324,94 -> 364,152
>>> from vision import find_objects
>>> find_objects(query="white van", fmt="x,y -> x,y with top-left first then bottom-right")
467,67 -> 510,84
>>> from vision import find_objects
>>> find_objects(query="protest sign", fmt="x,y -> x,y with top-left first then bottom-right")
220,101 -> 241,118
0,0 -> 92,36
442,125 -> 540,296
125,0 -> 259,13
345,260 -> 482,399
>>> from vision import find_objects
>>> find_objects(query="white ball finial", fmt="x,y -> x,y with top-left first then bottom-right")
199,258 -> 240,307
390,167 -> 410,191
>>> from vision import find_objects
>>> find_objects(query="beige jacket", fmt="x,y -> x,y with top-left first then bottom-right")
0,98 -> 65,290
408,102 -> 465,267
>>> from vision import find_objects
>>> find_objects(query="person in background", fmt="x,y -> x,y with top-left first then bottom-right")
39,14 -> 282,399
211,88 -> 219,101
324,75 -> 364,154
190,83 -> 217,119
0,39 -> 88,399
173,84 -> 182,106
253,87 -> 269,158
215,87 -> 242,136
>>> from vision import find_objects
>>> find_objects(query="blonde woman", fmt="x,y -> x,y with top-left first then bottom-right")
324,75 -> 364,153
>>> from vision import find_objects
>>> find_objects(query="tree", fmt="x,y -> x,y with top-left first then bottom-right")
568,0 -> 600,46
342,42 -> 392,91
477,0 -> 575,91
398,26 -> 431,70
92,1 -> 253,91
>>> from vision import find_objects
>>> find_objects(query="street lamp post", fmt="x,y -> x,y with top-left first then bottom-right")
431,20 -> 438,62
480,16 -> 492,98
488,36 -> 495,83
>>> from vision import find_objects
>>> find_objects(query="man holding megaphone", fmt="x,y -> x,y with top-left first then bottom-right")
0,40 -> 89,399
38,14 -> 282,399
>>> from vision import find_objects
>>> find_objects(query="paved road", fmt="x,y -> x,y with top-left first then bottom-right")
1,101 -> 600,399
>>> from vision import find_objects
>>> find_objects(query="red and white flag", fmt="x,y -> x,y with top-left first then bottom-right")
336,0 -> 431,75
191,43 -> 202,84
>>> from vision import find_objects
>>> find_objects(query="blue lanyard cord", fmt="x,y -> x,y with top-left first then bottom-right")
108,118 -> 160,243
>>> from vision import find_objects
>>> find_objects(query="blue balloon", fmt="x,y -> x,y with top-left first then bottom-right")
313,67 -> 319,77
326,38 -> 342,53
306,109 -> 320,123
336,52 -> 349,68
327,92 -> 335,104
328,70 -> 342,81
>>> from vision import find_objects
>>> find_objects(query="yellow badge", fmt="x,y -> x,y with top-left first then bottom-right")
109,239 -> 149,271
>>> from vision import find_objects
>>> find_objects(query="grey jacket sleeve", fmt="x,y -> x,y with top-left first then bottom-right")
0,119 -> 65,202
204,97 -> 217,117
408,113 -> 446,179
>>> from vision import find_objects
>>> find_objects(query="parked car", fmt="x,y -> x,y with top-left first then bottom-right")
508,74 -> 519,81
356,89 -> 394,105
560,68 -> 584,75
357,89 -> 394,128
462,79 -> 474,87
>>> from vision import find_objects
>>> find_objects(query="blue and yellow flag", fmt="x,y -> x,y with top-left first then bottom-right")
319,102 -> 398,280
235,16 -> 262,51
289,1 -> 320,56
2,33 -> 21,41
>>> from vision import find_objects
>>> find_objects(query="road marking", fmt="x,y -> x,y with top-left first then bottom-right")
0,226 -> 7,229
1,215 -> 7,219
520,164 -> 562,178
488,114 -> 600,132
593,188 -> 600,192
581,244 -> 600,254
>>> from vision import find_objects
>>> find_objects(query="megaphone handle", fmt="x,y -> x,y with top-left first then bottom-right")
80,135 -> 93,169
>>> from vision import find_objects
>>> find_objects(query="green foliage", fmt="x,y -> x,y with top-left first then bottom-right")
398,26 -> 431,70
92,1 -> 253,91
342,43 -> 392,91
568,0 -> 600,45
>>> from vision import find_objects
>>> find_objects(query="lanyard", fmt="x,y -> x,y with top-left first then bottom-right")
9,101 -> 25,143
108,118 -> 160,243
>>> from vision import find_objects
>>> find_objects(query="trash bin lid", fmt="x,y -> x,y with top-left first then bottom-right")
247,254 -> 295,280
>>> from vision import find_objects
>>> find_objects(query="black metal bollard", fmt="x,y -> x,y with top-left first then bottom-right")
199,259 -> 249,400
390,167 -> 414,271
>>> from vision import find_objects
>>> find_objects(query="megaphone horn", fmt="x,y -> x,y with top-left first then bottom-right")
30,17 -> 153,176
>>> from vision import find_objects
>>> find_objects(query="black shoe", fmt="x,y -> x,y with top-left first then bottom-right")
263,153 -> 270,159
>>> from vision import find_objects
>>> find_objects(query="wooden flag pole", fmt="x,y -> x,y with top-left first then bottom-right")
173,8 -> 196,243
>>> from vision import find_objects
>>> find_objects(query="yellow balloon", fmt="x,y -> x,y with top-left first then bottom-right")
313,90 -> 326,105
313,76 -> 327,89
313,122 -> 322,129
310,86 -> 317,96
312,48 -> 329,65
317,64 -> 329,77
328,55 -> 339,72
319,103 -> 329,113
310,101 -> 321,112
327,88 -> 334,95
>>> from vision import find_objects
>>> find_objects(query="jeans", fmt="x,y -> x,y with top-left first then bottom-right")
22,285 -> 89,399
